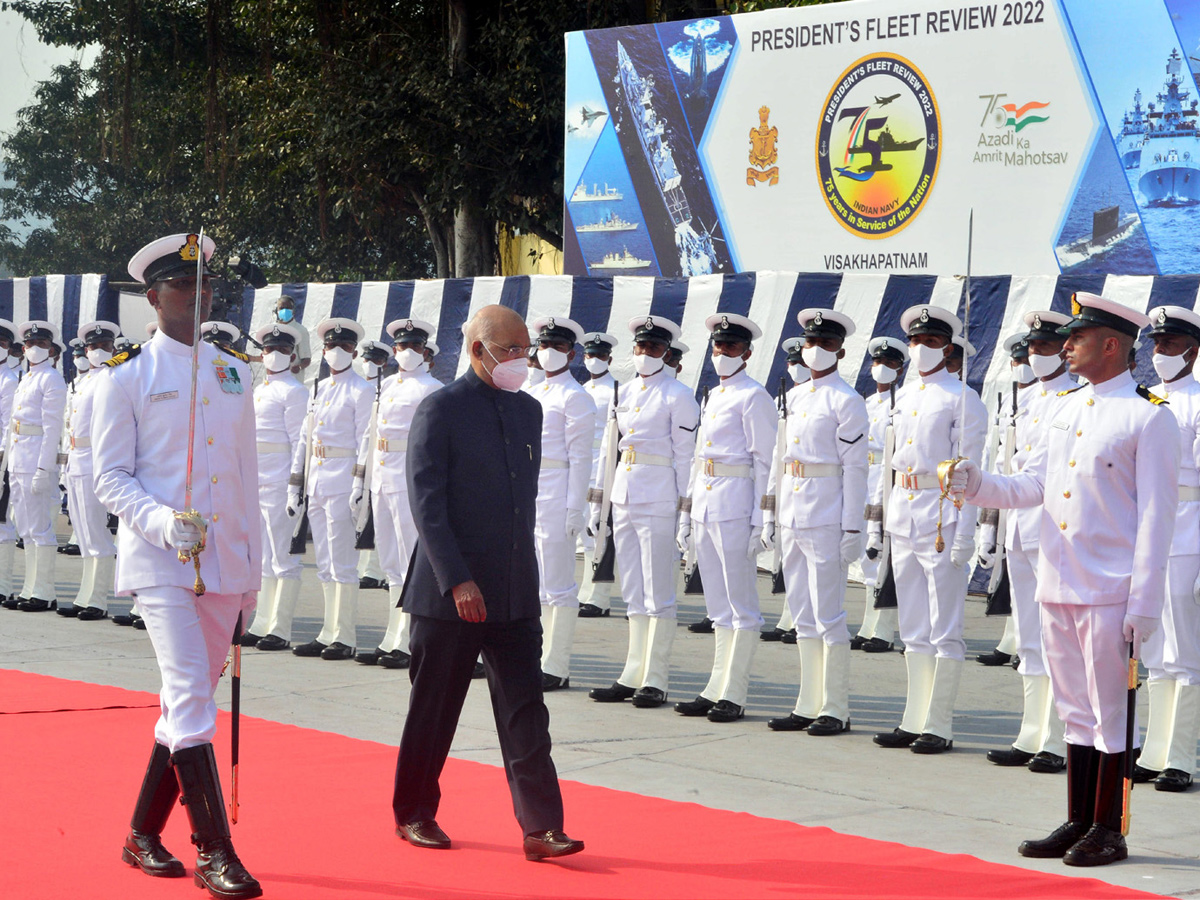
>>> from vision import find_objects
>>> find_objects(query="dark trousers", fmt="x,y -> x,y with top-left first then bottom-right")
393,614 -> 564,835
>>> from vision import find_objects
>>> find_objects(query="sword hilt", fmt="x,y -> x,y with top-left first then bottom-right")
174,508 -> 207,596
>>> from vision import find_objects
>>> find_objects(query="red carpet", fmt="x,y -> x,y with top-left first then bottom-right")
0,669 -> 1162,900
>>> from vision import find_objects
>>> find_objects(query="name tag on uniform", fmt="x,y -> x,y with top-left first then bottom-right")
1052,420 -> 1069,430
213,362 -> 244,395
150,391 -> 178,403
615,406 -> 629,413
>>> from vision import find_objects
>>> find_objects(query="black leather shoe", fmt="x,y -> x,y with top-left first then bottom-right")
255,634 -> 290,651
472,661 -> 486,678
987,746 -> 1035,767
378,650 -> 412,669
523,829 -> 584,861
359,576 -> 386,590
1062,823 -> 1128,867
78,607 -> 108,621
1131,763 -> 1160,784
780,629 -> 797,644
542,673 -> 569,691
19,597 -> 53,612
292,639 -> 328,658
122,831 -> 186,878
911,733 -> 953,754
687,617 -> 714,634
60,543 -> 81,556
397,820 -> 451,849
707,699 -> 745,722
874,727 -> 920,748
862,637 -> 895,653
236,631 -> 262,647
589,682 -> 636,703
56,604 -> 80,617
1018,821 -> 1089,858
976,649 -> 1012,666
1028,751 -> 1066,773
807,716 -> 850,736
133,616 -> 147,630
850,634 -> 866,650
2,595 -> 22,609
578,603 -> 609,618
761,626 -> 787,642
113,613 -> 139,626
355,648 -> 382,665
768,713 -> 815,731
1012,655 -> 1021,670
320,642 -> 355,660
1154,768 -> 1193,792
675,695 -> 715,716
631,686 -> 667,708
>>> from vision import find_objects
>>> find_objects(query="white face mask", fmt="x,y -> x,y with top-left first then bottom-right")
536,347 -> 569,373
909,342 -> 946,374
364,361 -> 382,379
584,357 -> 609,376
788,362 -> 811,385
75,356 -> 90,372
263,350 -> 291,372
87,347 -> 114,367
871,362 -> 898,385
801,345 -> 838,373
25,345 -> 49,366
712,352 -> 745,378
395,347 -> 424,372
667,365 -> 679,379
483,344 -> 530,392
1028,351 -> 1063,379
632,353 -> 664,377
323,346 -> 352,371
1153,352 -> 1190,382
1012,363 -> 1035,384
526,366 -> 546,386
6,353 -> 19,369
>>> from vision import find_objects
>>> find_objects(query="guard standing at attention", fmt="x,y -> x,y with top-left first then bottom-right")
0,319 -> 21,604
578,331 -> 619,618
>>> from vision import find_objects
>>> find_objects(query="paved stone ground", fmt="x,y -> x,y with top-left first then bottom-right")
6,533 -> 1199,897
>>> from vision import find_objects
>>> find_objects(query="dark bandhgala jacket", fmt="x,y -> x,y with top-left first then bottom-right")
404,367 -> 542,622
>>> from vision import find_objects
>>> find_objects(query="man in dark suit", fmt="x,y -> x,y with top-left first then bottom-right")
393,304 -> 584,861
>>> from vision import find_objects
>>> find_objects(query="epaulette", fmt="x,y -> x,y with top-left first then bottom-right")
223,344 -> 251,363
102,343 -> 142,367
1137,384 -> 1168,405
1056,386 -> 1084,397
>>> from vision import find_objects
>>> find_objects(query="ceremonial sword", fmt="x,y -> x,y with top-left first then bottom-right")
936,210 -> 973,552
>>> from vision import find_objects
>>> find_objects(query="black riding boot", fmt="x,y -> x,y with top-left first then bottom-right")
1018,743 -> 1097,858
1064,750 -> 1129,866
121,742 -> 185,877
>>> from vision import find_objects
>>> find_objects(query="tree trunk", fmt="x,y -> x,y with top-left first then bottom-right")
413,189 -> 451,279
454,196 -> 495,277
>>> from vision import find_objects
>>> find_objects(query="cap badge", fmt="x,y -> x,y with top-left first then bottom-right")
721,315 -> 730,329
547,317 -> 556,330
1032,314 -> 1042,330
1158,309 -> 1168,325
179,234 -> 200,262
334,325 -> 342,335
919,308 -> 930,323
813,310 -> 824,326
405,320 -> 414,331
272,326 -> 280,337
1071,294 -> 1082,317
645,317 -> 654,330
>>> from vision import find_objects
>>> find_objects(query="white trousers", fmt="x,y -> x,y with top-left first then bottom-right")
1008,542 -> 1048,677
535,518 -> 578,608
613,504 -> 676,617
138,586 -> 253,751
891,526 -> 966,660
781,523 -> 849,645
857,552 -> 897,642
309,490 -> 357,584
65,473 -> 116,557
1160,554 -> 1200,685
1041,601 -> 1134,753
11,475 -> 56,546
260,481 -> 301,580
373,489 -> 417,588
694,517 -> 762,631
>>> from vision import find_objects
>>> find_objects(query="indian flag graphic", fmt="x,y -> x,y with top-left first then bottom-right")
1000,100 -> 1049,132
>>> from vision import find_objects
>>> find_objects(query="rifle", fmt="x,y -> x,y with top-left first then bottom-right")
591,377 -> 620,583
984,386 -> 1016,616
873,381 -> 898,609
771,375 -> 788,595
683,385 -> 709,595
354,369 -> 382,550
289,371 -> 321,555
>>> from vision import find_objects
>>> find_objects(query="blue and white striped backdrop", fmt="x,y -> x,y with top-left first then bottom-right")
4,272 -> 1198,419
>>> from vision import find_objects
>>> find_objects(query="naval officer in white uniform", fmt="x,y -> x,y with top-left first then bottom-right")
953,292 -> 1179,867
0,319 -> 22,603
578,331 -> 619,618
95,233 -> 261,898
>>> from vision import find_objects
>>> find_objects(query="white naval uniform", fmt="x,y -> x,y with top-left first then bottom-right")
361,364 -> 441,654
291,366 -> 372,646
247,368 -> 307,641
526,368 -> 594,680
881,365 -> 986,741
689,367 -> 776,708
1139,372 -> 1200,775
580,372 -> 618,610
970,370 -> 1180,753
0,364 -> 19,594
858,389 -> 897,644
771,371 -> 868,722
610,366 -> 698,691
10,359 -> 67,601
92,333 -> 262,751
64,367 -> 118,611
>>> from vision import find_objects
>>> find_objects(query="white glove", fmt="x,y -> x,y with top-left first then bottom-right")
32,468 -> 55,495
565,508 -> 585,540
977,544 -> 997,569
948,459 -> 982,500
349,478 -> 365,517
676,517 -> 692,555
840,530 -> 865,564
287,486 -> 304,517
760,521 -> 776,553
166,514 -> 207,553
950,539 -> 975,569
1123,614 -> 1158,656
747,526 -> 763,561
588,502 -> 602,537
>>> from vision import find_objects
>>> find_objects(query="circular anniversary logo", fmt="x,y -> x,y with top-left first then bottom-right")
816,53 -> 940,239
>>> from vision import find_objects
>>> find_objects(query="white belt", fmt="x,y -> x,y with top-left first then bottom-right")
69,435 -> 91,449
1180,485 -> 1200,503
13,422 -> 42,435
312,444 -> 354,459
786,462 -> 842,478
703,459 -> 752,478
895,472 -> 938,490
378,438 -> 407,453
541,458 -> 568,470
620,449 -> 672,467
257,441 -> 289,454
